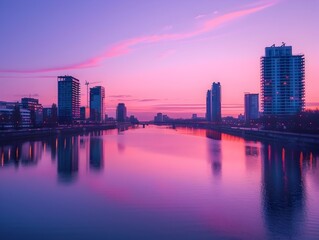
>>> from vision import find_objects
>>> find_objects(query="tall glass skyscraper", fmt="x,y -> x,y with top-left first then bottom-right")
206,82 -> 221,123
261,44 -> 305,116
90,86 -> 105,122
58,76 -> 80,123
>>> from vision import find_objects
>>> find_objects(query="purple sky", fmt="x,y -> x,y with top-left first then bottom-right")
0,0 -> 318,120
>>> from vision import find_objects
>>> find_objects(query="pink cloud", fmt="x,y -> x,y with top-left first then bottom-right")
0,1 -> 277,74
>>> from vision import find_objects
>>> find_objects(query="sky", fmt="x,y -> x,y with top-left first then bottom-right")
0,0 -> 318,120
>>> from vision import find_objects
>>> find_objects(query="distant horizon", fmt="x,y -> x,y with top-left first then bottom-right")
0,0 -> 318,120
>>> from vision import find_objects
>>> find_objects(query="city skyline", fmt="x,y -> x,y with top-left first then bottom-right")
0,0 -> 318,120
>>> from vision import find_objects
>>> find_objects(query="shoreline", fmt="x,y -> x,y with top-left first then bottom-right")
0,123 -> 119,142
154,122 -> 319,145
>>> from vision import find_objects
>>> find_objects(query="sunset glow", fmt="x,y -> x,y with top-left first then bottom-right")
0,0 -> 318,119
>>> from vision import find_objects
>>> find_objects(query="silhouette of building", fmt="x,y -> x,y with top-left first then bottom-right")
212,82 -> 221,123
116,103 -> 127,122
21,97 -> 43,126
57,76 -> 80,123
244,93 -> 259,122
154,112 -> 163,123
206,90 -> 212,121
261,43 -> 305,116
80,106 -> 90,120
90,86 -> 105,122
206,82 -> 221,123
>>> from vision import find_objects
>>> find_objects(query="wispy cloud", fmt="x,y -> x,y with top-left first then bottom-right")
194,14 -> 206,20
0,1 -> 277,74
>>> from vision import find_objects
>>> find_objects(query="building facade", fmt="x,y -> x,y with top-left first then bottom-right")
261,44 -> 305,116
21,97 -> 43,126
206,82 -> 221,123
116,103 -> 127,122
0,101 -> 31,129
211,82 -> 221,123
244,93 -> 259,122
57,76 -> 80,123
90,86 -> 105,122
206,90 -> 212,121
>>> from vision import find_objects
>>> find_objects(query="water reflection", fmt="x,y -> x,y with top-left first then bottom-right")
90,131 -> 104,171
261,143 -> 305,239
245,145 -> 260,171
0,141 -> 42,167
206,130 -> 222,178
57,135 -> 79,183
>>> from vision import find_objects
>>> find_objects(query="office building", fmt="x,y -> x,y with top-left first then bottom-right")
0,101 -> 31,128
261,43 -> 305,115
80,107 -> 90,120
21,97 -> 43,126
206,82 -> 221,123
206,90 -> 212,121
57,76 -> 80,123
212,82 -> 221,123
116,103 -> 127,122
90,86 -> 105,122
244,93 -> 259,122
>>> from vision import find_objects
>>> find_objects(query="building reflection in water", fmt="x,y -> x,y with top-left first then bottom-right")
57,135 -> 79,183
206,130 -> 222,178
261,143 -> 305,239
89,131 -> 104,171
245,145 -> 260,171
0,141 -> 42,167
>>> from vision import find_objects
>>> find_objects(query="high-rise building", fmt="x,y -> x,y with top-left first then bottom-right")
261,43 -> 305,116
211,82 -> 221,123
206,90 -> 212,121
116,103 -> 127,122
206,83 -> 221,123
244,93 -> 259,122
57,76 -> 80,123
90,86 -> 105,122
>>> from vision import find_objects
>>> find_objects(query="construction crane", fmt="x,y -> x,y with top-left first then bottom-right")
85,81 -> 101,107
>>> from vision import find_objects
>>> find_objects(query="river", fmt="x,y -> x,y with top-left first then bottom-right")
0,125 -> 318,239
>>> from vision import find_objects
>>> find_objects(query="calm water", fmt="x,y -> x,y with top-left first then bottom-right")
0,126 -> 318,240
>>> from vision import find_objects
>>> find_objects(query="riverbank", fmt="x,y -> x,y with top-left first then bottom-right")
154,122 -> 319,145
0,123 -> 119,142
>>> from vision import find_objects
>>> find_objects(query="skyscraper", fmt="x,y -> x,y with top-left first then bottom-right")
90,86 -> 105,122
261,43 -> 305,116
244,93 -> 259,122
211,82 -> 221,123
116,103 -> 127,122
58,76 -> 80,123
206,83 -> 221,123
206,90 -> 212,121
